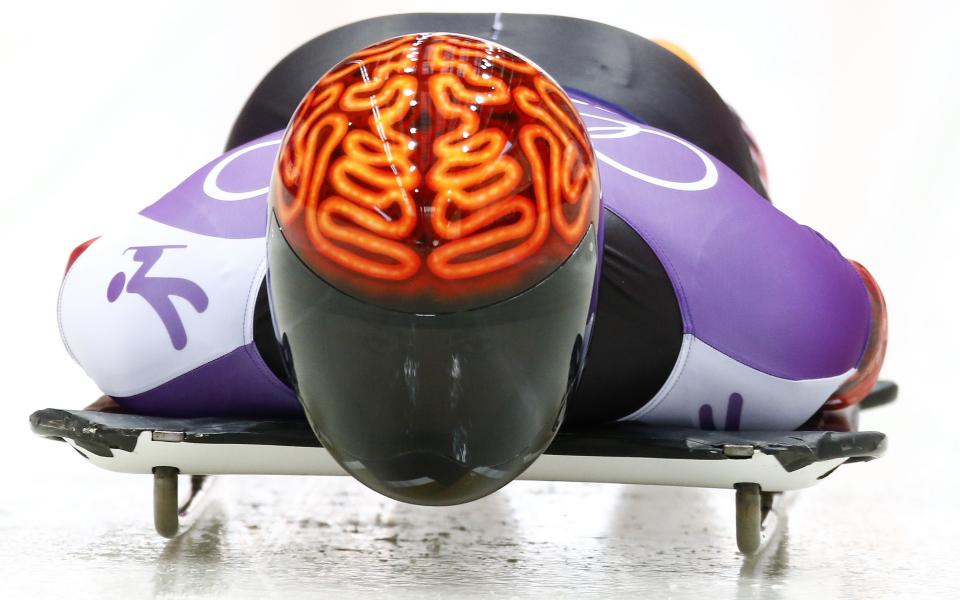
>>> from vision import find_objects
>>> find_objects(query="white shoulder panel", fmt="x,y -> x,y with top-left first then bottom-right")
58,215 -> 266,397
620,335 -> 854,431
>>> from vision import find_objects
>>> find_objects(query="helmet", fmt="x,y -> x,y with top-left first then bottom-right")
267,33 -> 601,504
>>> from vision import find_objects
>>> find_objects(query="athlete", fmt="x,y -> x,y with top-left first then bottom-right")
58,19 -> 887,504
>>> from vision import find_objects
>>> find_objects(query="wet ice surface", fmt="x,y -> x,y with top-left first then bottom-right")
3,397 -> 958,600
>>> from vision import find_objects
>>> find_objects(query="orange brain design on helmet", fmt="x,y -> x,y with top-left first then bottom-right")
272,33 -> 600,311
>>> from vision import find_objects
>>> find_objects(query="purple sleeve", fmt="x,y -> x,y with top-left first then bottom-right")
576,91 -> 870,381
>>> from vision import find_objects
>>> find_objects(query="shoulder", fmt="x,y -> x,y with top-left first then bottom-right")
59,213 -> 267,398
58,132 -> 284,400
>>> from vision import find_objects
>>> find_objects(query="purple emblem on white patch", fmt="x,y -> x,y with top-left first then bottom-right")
108,245 -> 209,350
698,393 -> 744,431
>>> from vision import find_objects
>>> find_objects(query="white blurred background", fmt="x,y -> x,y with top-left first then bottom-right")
1,1 -> 958,598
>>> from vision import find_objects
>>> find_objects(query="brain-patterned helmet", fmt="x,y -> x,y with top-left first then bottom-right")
266,34 -> 601,505
271,33 -> 599,312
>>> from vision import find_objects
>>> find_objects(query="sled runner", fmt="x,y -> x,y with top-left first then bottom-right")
29,381 -> 896,554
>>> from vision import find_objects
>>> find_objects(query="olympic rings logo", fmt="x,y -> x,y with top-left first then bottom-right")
202,139 -> 281,202
576,103 -> 719,192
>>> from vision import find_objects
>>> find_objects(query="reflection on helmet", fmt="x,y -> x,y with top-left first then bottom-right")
268,33 -> 600,504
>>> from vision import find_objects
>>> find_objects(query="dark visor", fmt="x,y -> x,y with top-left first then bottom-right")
267,214 -> 597,504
